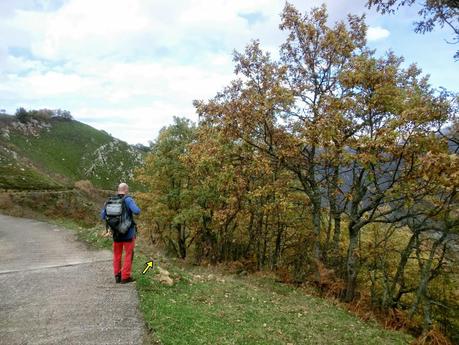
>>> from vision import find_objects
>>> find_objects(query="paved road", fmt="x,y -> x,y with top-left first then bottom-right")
0,214 -> 146,345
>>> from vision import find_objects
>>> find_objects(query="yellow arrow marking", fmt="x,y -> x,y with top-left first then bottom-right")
142,261 -> 153,275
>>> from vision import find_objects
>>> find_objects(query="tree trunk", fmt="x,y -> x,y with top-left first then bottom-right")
329,164 -> 342,260
311,192 -> 322,261
344,224 -> 360,302
409,233 -> 446,330
332,211 -> 341,258
176,223 -> 186,259
388,233 -> 417,307
244,209 -> 255,257
256,211 -> 264,271
324,205 -> 333,259
272,216 -> 283,270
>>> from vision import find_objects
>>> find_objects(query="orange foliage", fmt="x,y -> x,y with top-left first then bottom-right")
411,327 -> 453,345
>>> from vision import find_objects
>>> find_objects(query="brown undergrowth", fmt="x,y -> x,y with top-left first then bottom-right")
411,327 -> 453,345
0,188 -> 100,227
292,260 -> 454,345
131,221 -> 452,345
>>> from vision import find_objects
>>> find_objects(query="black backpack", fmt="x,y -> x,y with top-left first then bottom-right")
104,195 -> 132,235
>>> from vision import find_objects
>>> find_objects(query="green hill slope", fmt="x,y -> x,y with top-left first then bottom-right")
0,114 -> 144,190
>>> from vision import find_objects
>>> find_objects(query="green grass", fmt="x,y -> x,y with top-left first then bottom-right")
50,218 -> 112,249
0,161 -> 63,190
132,255 -> 413,345
0,143 -> 63,190
8,120 -> 107,181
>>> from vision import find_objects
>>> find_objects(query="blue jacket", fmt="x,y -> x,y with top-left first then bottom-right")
101,194 -> 141,242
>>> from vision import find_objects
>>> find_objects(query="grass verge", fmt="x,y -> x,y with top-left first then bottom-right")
131,254 -> 413,345
50,218 -> 112,250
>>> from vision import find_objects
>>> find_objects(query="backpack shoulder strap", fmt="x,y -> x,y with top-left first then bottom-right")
121,195 -> 134,223
121,195 -> 130,213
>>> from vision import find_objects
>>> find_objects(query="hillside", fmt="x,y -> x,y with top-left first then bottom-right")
0,114 -> 144,191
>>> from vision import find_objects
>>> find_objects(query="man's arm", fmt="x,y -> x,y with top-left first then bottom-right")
125,196 -> 141,215
101,207 -> 106,220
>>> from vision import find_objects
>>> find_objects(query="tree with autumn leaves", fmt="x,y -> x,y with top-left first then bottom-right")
136,117 -> 197,259
137,3 -> 458,340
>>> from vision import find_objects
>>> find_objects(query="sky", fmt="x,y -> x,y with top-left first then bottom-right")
0,0 -> 457,145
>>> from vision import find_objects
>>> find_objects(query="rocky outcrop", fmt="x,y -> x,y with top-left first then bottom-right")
81,141 -> 144,181
7,119 -> 52,137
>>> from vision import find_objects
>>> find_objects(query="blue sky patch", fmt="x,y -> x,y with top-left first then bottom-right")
238,11 -> 266,26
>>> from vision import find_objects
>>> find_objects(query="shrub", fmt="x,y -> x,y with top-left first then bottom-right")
15,107 -> 30,123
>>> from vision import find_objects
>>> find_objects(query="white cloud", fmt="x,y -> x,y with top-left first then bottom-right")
0,71 -> 96,97
2,0 -> 455,145
0,0 -> 289,144
367,26 -> 390,41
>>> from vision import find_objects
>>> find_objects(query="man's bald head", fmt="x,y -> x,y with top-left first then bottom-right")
118,183 -> 129,195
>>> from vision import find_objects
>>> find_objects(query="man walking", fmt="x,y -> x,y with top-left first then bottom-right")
101,183 -> 140,284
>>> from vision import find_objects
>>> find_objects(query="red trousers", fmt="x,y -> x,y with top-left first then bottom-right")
113,239 -> 135,280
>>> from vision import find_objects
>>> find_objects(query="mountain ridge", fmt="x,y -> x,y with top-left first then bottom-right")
0,113 -> 145,191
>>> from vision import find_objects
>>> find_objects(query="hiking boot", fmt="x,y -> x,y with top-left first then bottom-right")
120,277 -> 135,284
115,273 -> 121,283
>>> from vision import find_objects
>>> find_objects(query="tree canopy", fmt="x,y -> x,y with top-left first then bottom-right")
137,3 -> 459,341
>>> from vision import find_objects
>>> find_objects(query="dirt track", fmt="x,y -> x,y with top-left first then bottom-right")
0,214 -> 145,345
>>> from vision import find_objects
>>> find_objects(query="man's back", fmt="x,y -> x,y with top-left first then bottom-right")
101,193 -> 140,242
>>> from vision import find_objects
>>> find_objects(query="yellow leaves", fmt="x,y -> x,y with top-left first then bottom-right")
357,152 -> 378,165
416,150 -> 459,190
